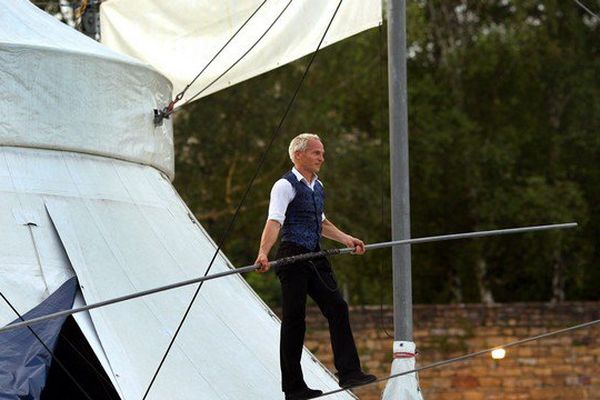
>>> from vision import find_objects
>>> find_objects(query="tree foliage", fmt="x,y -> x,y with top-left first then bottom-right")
171,0 -> 599,306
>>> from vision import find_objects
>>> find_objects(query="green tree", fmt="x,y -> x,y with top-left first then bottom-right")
170,0 -> 599,306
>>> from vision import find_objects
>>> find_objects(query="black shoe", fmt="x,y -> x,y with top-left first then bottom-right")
285,387 -> 323,400
338,371 -> 377,388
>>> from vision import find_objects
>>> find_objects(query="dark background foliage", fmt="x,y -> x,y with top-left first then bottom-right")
170,1 -> 599,307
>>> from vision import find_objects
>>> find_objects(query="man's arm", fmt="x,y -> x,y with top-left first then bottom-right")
256,178 -> 293,273
321,219 -> 365,254
255,219 -> 282,273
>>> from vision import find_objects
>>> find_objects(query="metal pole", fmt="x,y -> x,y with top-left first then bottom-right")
388,0 -> 412,341
0,222 -> 576,335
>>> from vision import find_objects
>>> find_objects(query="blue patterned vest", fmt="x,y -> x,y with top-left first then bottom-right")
280,170 -> 325,251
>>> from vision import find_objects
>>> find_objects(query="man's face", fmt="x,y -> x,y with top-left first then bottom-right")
296,139 -> 325,175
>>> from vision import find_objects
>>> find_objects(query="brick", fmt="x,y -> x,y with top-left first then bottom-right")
452,376 -> 480,389
515,378 -> 538,388
302,303 -> 600,400
532,368 -> 553,377
479,377 -> 502,387
462,391 -> 485,400
424,377 -> 452,388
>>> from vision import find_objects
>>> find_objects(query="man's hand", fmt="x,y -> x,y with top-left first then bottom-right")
343,236 -> 366,255
322,219 -> 366,255
255,252 -> 271,273
255,220 -> 281,274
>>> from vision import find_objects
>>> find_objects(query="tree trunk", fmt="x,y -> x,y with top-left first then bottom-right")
551,249 -> 566,303
449,268 -> 463,303
476,257 -> 495,305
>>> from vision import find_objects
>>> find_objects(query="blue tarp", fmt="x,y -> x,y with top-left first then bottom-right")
0,278 -> 77,400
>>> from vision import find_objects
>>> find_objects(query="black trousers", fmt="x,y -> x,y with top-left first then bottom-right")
275,241 -> 362,393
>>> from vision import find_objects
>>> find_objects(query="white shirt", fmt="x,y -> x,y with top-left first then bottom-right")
267,167 -> 326,225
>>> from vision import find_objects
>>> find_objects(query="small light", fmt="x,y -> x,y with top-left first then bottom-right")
491,348 -> 506,360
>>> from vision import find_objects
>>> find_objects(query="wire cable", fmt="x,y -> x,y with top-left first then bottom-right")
178,0 -> 291,107
162,0 -> 268,113
309,261 -> 338,293
316,317 -> 600,398
141,2 -> 346,398
0,291 -> 95,400
572,0 -> 600,20
169,0 -> 291,115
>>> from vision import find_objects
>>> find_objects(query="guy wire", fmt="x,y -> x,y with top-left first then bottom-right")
141,2 -> 346,398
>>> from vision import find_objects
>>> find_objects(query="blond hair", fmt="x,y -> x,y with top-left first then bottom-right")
288,133 -> 321,163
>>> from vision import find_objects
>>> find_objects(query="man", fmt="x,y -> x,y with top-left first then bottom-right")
256,133 -> 376,400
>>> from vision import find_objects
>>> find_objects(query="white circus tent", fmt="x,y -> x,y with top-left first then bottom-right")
0,0 -> 367,398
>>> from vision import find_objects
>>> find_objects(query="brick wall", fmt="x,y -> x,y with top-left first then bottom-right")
299,302 -> 600,399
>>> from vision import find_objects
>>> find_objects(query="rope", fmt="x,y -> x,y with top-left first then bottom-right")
176,0 -> 290,109
161,0 -> 268,114
155,0 -> 280,124
0,291 -> 95,400
141,2 -> 346,398
316,317 -> 600,398
572,0 -> 600,20
309,261 -> 338,293
393,351 -> 416,359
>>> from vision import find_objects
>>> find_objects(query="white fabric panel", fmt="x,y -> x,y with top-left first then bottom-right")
0,0 -> 175,179
100,0 -> 382,102
0,146 -> 354,400
382,341 -> 424,400
73,293 -> 126,399
0,149 -> 76,326
0,192 -> 53,324
0,147 -> 121,395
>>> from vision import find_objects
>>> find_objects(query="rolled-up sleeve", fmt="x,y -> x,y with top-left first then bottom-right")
267,179 -> 295,225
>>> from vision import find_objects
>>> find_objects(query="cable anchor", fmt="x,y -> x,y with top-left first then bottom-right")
153,92 -> 184,126
153,108 -> 170,126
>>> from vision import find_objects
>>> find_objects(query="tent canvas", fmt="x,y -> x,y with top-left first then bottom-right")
100,0 -> 382,103
0,0 -> 366,398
